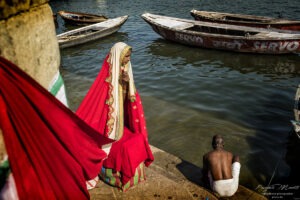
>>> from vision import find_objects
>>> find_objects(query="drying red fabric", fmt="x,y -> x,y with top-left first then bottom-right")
0,56 -> 113,200
76,54 -> 154,185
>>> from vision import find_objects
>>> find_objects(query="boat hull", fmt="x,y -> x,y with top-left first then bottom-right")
58,11 -> 108,25
142,13 -> 300,54
190,10 -> 300,31
57,16 -> 128,49
292,84 -> 300,138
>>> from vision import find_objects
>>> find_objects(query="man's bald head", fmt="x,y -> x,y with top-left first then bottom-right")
212,134 -> 224,149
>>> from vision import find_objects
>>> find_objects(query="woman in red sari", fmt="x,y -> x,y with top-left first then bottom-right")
76,42 -> 154,191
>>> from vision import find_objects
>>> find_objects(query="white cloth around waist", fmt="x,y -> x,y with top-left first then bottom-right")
210,162 -> 241,197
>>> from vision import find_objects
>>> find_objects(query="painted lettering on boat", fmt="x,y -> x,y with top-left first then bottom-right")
213,40 -> 242,50
175,33 -> 204,44
253,41 -> 299,52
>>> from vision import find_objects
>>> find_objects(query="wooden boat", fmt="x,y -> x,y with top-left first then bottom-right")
190,10 -> 300,31
57,10 -> 108,25
57,15 -> 128,49
292,84 -> 300,138
141,13 -> 300,54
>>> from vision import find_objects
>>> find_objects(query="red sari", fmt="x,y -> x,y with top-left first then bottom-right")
0,57 -> 112,199
76,43 -> 154,189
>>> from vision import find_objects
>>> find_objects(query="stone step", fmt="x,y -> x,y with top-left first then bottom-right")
89,145 -> 267,200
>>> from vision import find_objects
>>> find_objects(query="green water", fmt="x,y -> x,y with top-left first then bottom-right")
51,0 -> 300,190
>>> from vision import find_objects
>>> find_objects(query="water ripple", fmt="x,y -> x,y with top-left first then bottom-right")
51,0 -> 300,189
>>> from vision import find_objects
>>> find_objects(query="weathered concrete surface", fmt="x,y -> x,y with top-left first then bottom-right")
0,0 -> 49,19
0,4 -> 60,89
89,146 -> 267,200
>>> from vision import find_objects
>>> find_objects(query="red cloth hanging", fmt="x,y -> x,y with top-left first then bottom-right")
0,57 -> 113,200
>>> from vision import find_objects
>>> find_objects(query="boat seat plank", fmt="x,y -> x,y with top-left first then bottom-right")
154,19 -> 194,30
254,31 -> 300,38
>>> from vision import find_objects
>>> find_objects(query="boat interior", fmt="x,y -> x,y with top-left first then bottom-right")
70,15 -> 95,20
222,16 -> 267,23
186,25 -> 259,36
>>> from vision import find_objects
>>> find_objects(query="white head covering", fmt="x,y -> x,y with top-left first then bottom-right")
102,42 -> 136,153
108,42 -> 136,102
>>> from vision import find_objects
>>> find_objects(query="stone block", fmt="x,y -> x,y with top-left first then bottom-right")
0,0 -> 49,19
0,3 -> 60,88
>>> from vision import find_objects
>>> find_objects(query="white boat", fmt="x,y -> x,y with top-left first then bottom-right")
57,15 -> 128,49
141,13 -> 300,54
57,10 -> 108,25
292,84 -> 300,138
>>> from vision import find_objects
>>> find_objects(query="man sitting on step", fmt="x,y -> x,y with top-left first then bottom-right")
202,135 -> 241,197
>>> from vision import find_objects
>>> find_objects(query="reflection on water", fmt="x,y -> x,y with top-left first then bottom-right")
147,39 -> 300,77
51,0 -> 300,192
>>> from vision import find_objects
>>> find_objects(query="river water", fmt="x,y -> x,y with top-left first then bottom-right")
50,0 -> 300,190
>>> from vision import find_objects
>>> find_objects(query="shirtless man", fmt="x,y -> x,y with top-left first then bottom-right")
202,135 -> 241,197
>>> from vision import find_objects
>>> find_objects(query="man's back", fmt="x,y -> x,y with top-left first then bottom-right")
202,135 -> 241,197
205,149 -> 233,181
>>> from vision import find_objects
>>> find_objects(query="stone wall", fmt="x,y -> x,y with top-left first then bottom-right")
0,0 -> 48,18
0,1 -> 63,161
0,3 -> 60,88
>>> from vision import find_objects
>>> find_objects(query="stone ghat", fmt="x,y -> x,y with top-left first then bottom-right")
89,146 -> 267,200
